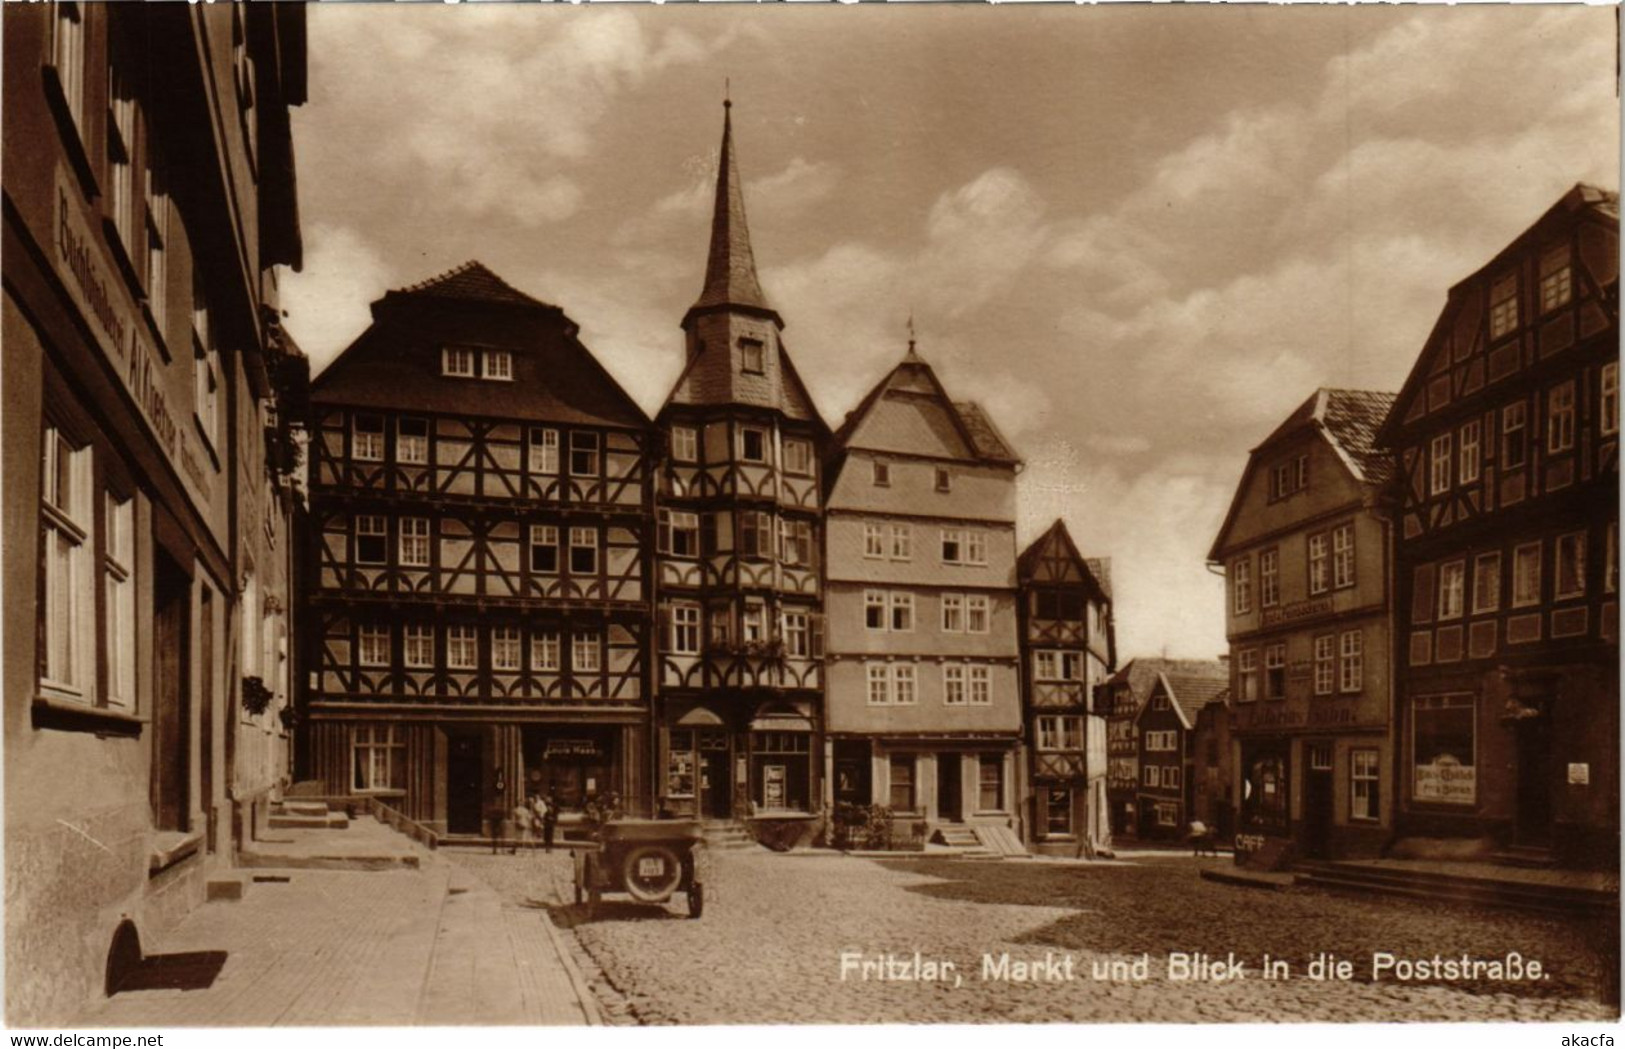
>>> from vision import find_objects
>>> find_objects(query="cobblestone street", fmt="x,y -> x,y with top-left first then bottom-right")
459,847 -> 1616,1024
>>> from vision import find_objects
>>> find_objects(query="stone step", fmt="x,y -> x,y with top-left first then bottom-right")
1293,862 -> 1610,917
206,876 -> 246,902
276,800 -> 331,818
237,850 -> 421,871
269,812 -> 350,830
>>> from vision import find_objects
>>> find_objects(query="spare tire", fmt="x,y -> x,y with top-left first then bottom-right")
621,845 -> 683,902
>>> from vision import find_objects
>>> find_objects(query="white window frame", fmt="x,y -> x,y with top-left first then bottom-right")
863,523 -> 884,559
403,625 -> 434,669
1555,531 -> 1587,600
1236,649 -> 1258,703
1502,401 -> 1528,469
572,630 -> 602,674
1472,552 -> 1501,614
943,664 -> 966,706
530,525 -> 559,575
399,517 -> 430,567
1512,542 -> 1542,608
783,437 -> 813,477
353,725 -> 403,793
941,528 -> 964,565
966,531 -> 988,566
864,589 -> 887,631
530,428 -> 559,474
483,350 -> 513,381
966,594 -> 990,634
867,663 -> 890,705
446,626 -> 477,670
671,425 -> 698,464
1332,523 -> 1355,590
569,431 -> 601,476
941,593 -> 965,633
1548,381 -> 1576,454
1313,634 -> 1335,696
737,426 -> 768,464
491,626 -> 521,671
892,663 -> 917,706
1308,533 -> 1330,595
1264,643 -> 1286,699
1429,433 -> 1451,496
1350,749 -> 1380,822
531,631 -> 561,672
398,417 -> 429,465
1232,556 -> 1253,613
49,3 -> 86,132
442,346 -> 476,377
1437,560 -> 1466,620
1459,420 -> 1481,485
1339,630 -> 1363,693
968,665 -> 992,705
354,515 -> 388,566
671,603 -> 701,655
352,414 -> 385,463
568,526 -> 598,575
1259,548 -> 1280,608
888,591 -> 914,632
782,611 -> 810,658
890,523 -> 912,561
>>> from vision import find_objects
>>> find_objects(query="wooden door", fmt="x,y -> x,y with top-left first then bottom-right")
937,753 -> 962,821
446,729 -> 484,834
151,556 -> 190,832
1515,716 -> 1554,847
1301,743 -> 1333,859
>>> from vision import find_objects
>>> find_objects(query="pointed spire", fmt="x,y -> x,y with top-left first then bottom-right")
688,96 -> 775,320
905,313 -> 921,361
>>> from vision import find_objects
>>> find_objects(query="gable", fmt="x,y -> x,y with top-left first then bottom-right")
845,393 -> 976,459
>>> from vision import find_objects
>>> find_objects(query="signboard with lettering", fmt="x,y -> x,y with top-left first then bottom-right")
544,738 -> 602,759
1568,763 -> 1590,786
764,765 -> 786,808
1414,760 -> 1476,803
1261,598 -> 1334,627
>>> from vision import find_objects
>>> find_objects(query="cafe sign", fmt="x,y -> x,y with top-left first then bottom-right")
1414,760 -> 1475,804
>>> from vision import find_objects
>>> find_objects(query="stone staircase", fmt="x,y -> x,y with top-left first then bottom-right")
1293,860 -> 1613,918
268,798 -> 350,831
1489,844 -> 1559,869
701,820 -> 758,851
972,824 -> 1030,858
931,824 -> 997,857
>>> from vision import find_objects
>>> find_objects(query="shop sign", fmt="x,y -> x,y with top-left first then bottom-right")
1414,761 -> 1475,803
1261,597 -> 1334,627
763,765 -> 786,808
1568,763 -> 1590,786
544,738 -> 601,759
53,167 -> 210,505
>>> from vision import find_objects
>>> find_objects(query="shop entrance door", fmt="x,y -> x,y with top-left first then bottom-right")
1301,743 -> 1334,859
446,729 -> 484,835
1514,714 -> 1553,847
937,753 -> 962,821
700,749 -> 731,818
151,555 -> 191,833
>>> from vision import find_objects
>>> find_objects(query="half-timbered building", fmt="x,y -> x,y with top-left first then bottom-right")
1102,657 -> 1219,837
1017,520 -> 1115,853
303,262 -> 653,834
1376,184 -> 1619,868
1133,667 -> 1228,839
824,340 -> 1024,840
653,102 -> 830,824
1208,388 -> 1398,861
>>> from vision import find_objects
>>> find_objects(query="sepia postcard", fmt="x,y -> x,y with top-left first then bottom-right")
1,1 -> 1619,1041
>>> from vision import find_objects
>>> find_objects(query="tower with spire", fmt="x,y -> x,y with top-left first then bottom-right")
653,101 -> 830,824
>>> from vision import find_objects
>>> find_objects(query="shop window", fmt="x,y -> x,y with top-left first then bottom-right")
754,733 -> 810,812
889,754 -> 917,812
1472,552 -> 1501,614
399,517 -> 430,567
529,428 -> 559,474
568,527 -> 598,575
531,631 -> 560,672
352,414 -> 384,462
530,525 -> 559,574
1232,557 -> 1252,613
1412,694 -> 1475,805
1241,751 -> 1287,833
404,625 -> 433,669
569,432 -> 600,476
353,725 -> 404,792
1044,786 -> 1073,837
354,515 -> 387,565
492,627 -> 521,671
667,735 -> 696,799
398,418 -> 429,464
1555,531 -> 1587,600
1350,750 -> 1380,821
978,755 -> 1003,811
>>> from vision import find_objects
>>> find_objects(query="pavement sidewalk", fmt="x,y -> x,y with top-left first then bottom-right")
77,828 -> 600,1027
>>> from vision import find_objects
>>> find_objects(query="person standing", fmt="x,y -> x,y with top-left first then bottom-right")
542,788 -> 559,853
486,766 -> 508,855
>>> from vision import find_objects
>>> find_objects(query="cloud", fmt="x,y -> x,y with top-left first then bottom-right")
281,224 -> 393,377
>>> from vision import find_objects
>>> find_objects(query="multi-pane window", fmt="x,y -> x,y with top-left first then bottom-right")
738,510 -> 772,559
1232,557 -> 1253,613
1513,542 -> 1542,607
783,612 -> 810,658
1488,274 -> 1519,340
889,592 -> 914,632
942,593 -> 965,632
568,527 -> 598,574
1472,553 -> 1501,614
569,432 -> 600,476
1539,245 -> 1572,313
1350,750 -> 1380,821
783,438 -> 813,476
1547,382 -> 1576,454
107,68 -> 139,254
1459,421 -> 1481,484
966,531 -> 987,565
943,664 -> 966,705
889,755 -> 915,811
491,627 -> 521,671
529,429 -> 559,474
572,631 -> 602,673
740,338 -> 765,375
1429,433 -> 1451,495
779,519 -> 814,566
104,493 -> 135,710
942,529 -> 963,564
864,523 -> 885,558
1437,560 -> 1465,620
1264,643 -> 1286,699
968,665 -> 991,705
1308,533 -> 1330,595
966,594 -> 990,633
1269,455 -> 1308,500
867,663 -> 889,705
442,346 -> 475,377
531,631 -> 561,672
355,515 -> 388,565
1236,649 -> 1259,702
864,590 -> 887,630
446,626 -> 477,669
1555,531 -> 1587,599
659,510 -> 700,558
890,524 -> 912,561
195,339 -> 221,448
398,417 -> 429,464
404,625 -> 433,668
530,525 -> 559,574
353,414 -> 385,462
741,601 -> 766,644
1259,549 -> 1280,608
738,427 -> 767,463
671,425 -> 698,463
483,350 -> 513,381
144,166 -> 168,335
670,603 -> 701,655
978,756 -> 1003,811
872,461 -> 891,486
1332,524 -> 1356,590
1313,634 -> 1335,696
1143,766 -> 1160,788
1502,401 -> 1528,469
892,664 -> 917,705
1603,363 -> 1619,438
49,3 -> 86,132
935,467 -> 952,493
1045,786 -> 1073,837
358,625 -> 390,668
1339,630 -> 1363,693
353,726 -> 403,792
399,517 -> 430,567
1162,766 -> 1181,791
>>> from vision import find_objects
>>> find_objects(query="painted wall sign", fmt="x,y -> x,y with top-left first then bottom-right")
53,167 -> 212,508
1414,761 -> 1476,803
1261,597 -> 1334,627
543,738 -> 601,759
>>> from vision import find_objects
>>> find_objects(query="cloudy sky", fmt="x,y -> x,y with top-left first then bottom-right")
283,4 -> 1618,661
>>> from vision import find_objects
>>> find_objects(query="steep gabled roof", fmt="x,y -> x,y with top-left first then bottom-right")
1018,519 -> 1110,601
383,260 -> 556,312
834,347 -> 1021,466
1138,667 -> 1230,731
1110,657 -> 1227,711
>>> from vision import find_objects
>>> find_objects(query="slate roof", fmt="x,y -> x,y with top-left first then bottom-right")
835,349 -> 1022,466
1320,389 -> 1398,485
687,102 -> 775,320
954,402 -> 1019,463
1162,668 -> 1230,724
391,260 -> 556,311
1085,557 -> 1112,601
1108,657 -> 1228,709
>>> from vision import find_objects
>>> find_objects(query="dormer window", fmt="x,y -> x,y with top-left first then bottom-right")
484,350 -> 513,381
740,338 -> 765,375
935,467 -> 952,492
442,347 -> 475,377
1489,275 -> 1519,340
1539,245 -> 1572,314
872,461 -> 891,487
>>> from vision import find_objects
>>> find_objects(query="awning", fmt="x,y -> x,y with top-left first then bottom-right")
675,706 -> 726,728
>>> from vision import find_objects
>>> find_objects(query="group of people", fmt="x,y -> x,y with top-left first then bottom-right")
488,780 -> 561,855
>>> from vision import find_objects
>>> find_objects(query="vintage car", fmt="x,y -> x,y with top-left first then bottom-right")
572,818 -> 705,919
